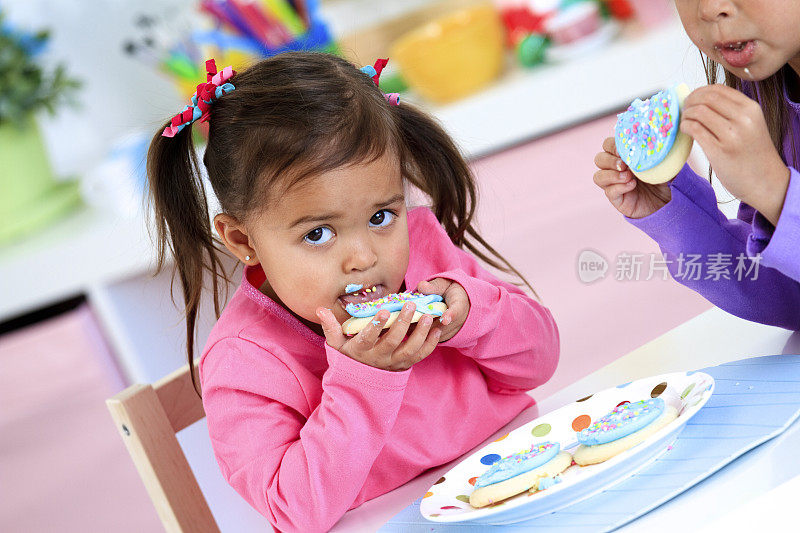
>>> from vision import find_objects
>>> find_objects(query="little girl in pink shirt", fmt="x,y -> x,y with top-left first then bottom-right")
147,53 -> 559,532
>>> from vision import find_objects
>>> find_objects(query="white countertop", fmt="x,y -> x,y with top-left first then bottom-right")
331,307 -> 799,531
0,205 -> 156,320
699,473 -> 800,532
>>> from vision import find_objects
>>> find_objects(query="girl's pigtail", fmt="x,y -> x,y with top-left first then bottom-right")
396,103 -> 540,301
146,124 -> 227,395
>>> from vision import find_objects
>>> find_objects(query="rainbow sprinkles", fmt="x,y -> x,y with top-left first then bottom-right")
345,292 -> 444,318
577,397 -> 665,445
614,86 -> 681,172
474,442 -> 560,488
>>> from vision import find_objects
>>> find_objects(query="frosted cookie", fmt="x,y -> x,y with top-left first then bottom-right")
615,83 -> 693,184
341,291 -> 447,336
573,398 -> 678,466
469,442 -> 572,508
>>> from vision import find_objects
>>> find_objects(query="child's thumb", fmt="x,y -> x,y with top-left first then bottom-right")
417,278 -> 449,295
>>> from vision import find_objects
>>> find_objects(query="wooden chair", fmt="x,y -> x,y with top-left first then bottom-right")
106,363 -> 220,532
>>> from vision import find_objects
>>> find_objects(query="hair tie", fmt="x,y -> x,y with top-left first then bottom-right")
162,59 -> 236,138
360,58 -> 400,106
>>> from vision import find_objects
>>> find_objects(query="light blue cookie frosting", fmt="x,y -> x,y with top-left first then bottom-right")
536,475 -> 562,491
344,292 -> 444,318
614,85 -> 681,172
577,397 -> 665,446
474,442 -> 560,488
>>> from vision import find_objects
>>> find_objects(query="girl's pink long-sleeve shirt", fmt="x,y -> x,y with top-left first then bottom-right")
199,206 -> 560,532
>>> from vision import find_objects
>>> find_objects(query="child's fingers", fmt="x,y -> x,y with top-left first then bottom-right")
602,136 -> 619,157
439,305 -> 462,327
316,307 -> 346,350
681,104 -> 725,143
397,314 -> 434,357
351,310 -> 390,350
377,302 -> 416,352
594,151 -> 626,171
407,326 -> 442,367
604,180 -> 637,206
594,169 -> 632,188
680,117 -> 720,153
684,85 -> 743,121
416,278 -> 450,296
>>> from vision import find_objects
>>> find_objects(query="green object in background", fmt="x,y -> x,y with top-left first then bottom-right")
0,10 -> 82,246
517,34 -> 549,67
0,12 -> 81,130
0,118 -> 82,246
378,72 -> 409,95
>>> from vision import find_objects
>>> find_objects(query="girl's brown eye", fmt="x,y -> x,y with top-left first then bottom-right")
369,209 -> 394,228
370,211 -> 385,225
304,226 -> 333,244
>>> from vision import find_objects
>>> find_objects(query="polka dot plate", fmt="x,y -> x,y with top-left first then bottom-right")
420,371 -> 714,524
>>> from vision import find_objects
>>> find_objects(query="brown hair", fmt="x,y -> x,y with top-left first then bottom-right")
147,52 -> 537,395
701,55 -> 797,181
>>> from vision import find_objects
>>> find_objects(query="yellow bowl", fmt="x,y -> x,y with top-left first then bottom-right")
390,3 -> 504,104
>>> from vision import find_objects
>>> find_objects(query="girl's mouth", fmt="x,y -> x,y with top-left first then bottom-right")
715,40 -> 756,69
337,284 -> 387,310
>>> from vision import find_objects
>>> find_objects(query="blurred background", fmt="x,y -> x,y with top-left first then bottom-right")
0,0 -> 729,531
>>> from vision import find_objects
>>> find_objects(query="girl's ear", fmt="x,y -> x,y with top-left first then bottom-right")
214,213 -> 257,264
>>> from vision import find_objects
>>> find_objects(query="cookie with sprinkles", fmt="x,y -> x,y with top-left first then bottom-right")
341,291 -> 447,336
573,397 -> 678,465
614,83 -> 694,184
469,441 -> 572,508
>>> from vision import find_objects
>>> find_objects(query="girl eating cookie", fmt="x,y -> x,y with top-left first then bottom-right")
146,53 -> 559,532
593,0 -> 800,330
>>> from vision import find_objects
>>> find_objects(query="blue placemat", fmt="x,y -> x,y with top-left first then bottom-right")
380,354 -> 800,532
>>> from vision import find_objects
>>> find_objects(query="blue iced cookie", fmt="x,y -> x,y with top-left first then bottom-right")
574,397 -> 679,465
344,292 -> 444,318
469,442 -> 572,508
613,83 -> 693,185
578,398 -> 665,445
340,292 -> 447,335
475,442 -> 560,488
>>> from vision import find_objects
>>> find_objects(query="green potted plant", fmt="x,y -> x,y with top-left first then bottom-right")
0,11 -> 81,245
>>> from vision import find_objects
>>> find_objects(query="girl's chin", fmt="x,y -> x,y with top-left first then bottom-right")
715,55 -> 782,82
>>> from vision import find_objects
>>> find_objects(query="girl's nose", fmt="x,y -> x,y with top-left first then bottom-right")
343,238 -> 378,273
698,0 -> 733,22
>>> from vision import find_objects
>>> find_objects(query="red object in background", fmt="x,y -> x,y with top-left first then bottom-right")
605,0 -> 635,19
501,6 -> 550,47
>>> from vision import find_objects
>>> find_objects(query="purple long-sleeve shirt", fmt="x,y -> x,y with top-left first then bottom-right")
625,84 -> 800,331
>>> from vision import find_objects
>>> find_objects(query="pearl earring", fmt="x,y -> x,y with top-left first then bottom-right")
245,255 -> 251,261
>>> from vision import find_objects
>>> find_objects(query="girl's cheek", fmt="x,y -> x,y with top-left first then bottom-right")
390,237 -> 411,280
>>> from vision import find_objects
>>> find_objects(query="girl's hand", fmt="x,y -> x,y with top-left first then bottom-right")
316,303 -> 442,371
680,84 -> 790,226
416,278 -> 469,343
593,137 -> 672,219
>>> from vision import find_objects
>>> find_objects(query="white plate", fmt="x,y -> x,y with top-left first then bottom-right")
420,371 -> 715,524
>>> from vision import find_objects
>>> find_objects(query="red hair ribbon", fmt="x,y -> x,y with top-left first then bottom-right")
162,59 -> 237,138
360,58 -> 400,106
